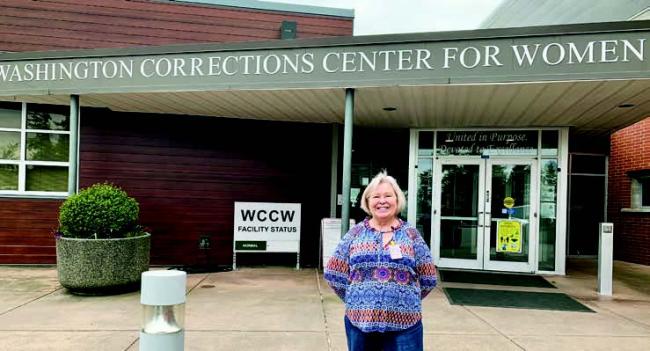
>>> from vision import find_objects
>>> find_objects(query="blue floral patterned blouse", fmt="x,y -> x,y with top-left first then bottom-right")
324,218 -> 437,333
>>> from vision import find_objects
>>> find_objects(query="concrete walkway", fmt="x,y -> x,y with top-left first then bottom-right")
0,259 -> 649,350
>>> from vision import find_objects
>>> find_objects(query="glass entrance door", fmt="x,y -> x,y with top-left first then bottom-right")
434,158 -> 537,272
434,159 -> 485,270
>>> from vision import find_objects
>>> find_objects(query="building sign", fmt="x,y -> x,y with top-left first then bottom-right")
496,220 -> 522,253
0,31 -> 648,95
437,130 -> 538,156
233,202 -> 301,253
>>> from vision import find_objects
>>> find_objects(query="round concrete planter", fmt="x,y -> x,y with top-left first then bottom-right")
56,233 -> 151,294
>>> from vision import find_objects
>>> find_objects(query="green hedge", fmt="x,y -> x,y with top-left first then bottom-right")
59,183 -> 143,239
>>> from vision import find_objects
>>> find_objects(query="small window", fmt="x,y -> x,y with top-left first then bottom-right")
629,170 -> 650,208
541,130 -> 558,156
0,102 -> 70,196
418,131 -> 433,156
641,177 -> 650,207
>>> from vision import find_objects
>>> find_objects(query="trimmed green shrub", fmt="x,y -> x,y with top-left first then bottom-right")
59,183 -> 143,239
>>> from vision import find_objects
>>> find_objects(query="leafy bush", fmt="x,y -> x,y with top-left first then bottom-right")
59,183 -> 144,239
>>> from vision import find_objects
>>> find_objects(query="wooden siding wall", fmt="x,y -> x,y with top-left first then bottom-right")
79,109 -> 332,267
0,199 -> 61,264
1,0 -> 353,52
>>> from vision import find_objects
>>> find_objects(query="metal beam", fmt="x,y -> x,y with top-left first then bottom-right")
68,95 -> 79,195
340,88 -> 354,237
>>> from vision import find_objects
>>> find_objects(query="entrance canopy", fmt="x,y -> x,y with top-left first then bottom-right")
1,20 -> 650,135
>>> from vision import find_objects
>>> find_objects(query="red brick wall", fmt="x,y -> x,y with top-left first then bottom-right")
608,117 -> 650,265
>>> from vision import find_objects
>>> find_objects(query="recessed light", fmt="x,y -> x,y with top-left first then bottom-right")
383,107 -> 397,111
618,103 -> 635,108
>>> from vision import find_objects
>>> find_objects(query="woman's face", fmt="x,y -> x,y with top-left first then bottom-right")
368,182 -> 398,221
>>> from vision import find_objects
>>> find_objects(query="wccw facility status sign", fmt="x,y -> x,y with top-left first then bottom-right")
233,202 -> 301,269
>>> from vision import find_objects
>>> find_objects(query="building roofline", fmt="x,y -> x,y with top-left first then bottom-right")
165,0 -> 354,18
1,19 -> 649,62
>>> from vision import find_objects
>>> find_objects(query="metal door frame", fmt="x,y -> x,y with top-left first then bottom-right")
434,157 -> 537,272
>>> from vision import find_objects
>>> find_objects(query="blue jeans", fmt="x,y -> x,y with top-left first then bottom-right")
344,316 -> 423,351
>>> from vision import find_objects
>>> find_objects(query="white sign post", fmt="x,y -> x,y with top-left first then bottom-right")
233,202 -> 301,270
320,218 -> 355,269
598,222 -> 614,296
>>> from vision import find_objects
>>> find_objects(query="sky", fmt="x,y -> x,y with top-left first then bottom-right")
265,0 -> 505,35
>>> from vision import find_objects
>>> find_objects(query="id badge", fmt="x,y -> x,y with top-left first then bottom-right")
389,243 -> 403,259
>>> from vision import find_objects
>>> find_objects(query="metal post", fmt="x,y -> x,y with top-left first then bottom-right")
598,222 -> 614,296
330,124 -> 339,218
140,270 -> 187,351
340,88 -> 354,237
68,95 -> 79,194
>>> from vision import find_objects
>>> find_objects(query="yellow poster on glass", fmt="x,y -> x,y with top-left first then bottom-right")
496,220 -> 522,253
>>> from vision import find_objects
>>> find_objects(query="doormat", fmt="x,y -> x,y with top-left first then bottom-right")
439,269 -> 556,288
443,287 -> 594,312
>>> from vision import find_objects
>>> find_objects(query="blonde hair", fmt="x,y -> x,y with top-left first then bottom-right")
360,171 -> 406,216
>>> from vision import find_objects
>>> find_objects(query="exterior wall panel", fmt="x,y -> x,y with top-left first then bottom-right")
609,117 -> 650,265
0,199 -> 61,264
79,110 -> 332,267
0,0 -> 350,264
0,0 -> 353,52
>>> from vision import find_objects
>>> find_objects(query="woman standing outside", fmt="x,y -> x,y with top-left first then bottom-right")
324,171 -> 437,351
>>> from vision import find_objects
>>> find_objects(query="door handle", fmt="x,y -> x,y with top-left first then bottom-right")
486,190 -> 490,203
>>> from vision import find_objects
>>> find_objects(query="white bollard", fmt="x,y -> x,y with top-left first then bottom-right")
598,223 -> 614,296
140,270 -> 187,351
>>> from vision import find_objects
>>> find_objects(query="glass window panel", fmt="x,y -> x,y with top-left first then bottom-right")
25,165 -> 68,192
439,164 -> 480,259
416,158 -> 433,245
541,130 -> 559,156
418,131 -> 434,156
641,177 -> 650,207
0,103 -> 22,128
568,175 -> 604,255
0,164 -> 19,190
26,104 -> 69,131
539,159 -> 558,271
571,154 -> 606,174
0,131 -> 21,160
26,133 -> 69,162
440,219 -> 478,259
436,130 -> 538,156
489,164 -> 531,263
440,164 -> 479,217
